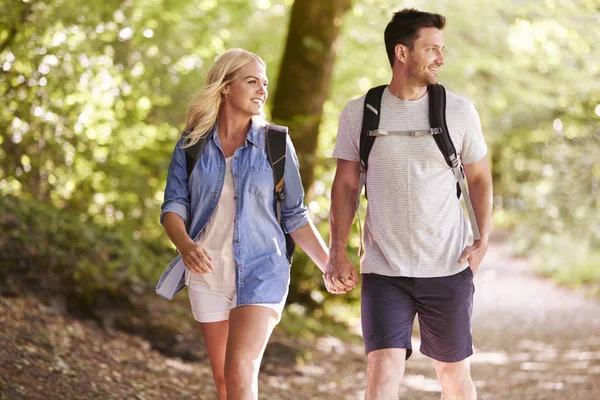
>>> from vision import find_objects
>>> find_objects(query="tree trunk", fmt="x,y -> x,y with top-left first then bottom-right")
271,0 -> 352,197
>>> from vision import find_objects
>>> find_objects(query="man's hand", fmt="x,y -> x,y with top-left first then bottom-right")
458,239 -> 488,275
323,251 -> 358,294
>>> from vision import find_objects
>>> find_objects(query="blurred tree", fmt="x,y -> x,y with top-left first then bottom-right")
271,0 -> 352,195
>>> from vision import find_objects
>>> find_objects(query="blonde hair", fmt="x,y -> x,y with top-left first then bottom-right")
182,48 -> 266,148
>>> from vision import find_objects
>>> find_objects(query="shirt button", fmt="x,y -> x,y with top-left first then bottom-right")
236,264 -> 240,268
232,174 -> 237,178
234,239 -> 239,243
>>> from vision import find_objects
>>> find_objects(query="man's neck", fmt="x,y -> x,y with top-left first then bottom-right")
388,75 -> 428,101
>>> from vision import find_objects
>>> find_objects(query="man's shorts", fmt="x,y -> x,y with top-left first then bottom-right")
361,267 -> 475,363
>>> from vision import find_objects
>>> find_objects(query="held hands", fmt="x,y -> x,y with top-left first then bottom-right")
179,241 -> 214,274
457,238 -> 489,275
323,252 -> 358,294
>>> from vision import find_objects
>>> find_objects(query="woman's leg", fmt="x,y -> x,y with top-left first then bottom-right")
199,321 -> 229,400
187,277 -> 235,400
224,305 -> 278,400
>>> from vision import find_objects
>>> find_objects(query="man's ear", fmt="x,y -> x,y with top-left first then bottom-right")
395,44 -> 408,64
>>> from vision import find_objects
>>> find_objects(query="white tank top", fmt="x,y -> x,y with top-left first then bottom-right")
189,156 -> 236,289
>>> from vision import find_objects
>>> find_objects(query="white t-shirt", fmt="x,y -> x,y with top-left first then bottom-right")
189,156 -> 236,289
333,87 -> 488,277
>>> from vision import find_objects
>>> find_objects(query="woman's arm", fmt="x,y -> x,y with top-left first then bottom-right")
289,221 -> 329,272
161,138 -> 212,274
163,212 -> 213,274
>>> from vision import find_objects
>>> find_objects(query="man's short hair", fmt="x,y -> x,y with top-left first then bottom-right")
384,8 -> 446,67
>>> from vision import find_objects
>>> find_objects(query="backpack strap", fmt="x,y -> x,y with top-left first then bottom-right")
428,84 -> 458,170
266,124 -> 287,221
358,84 -> 387,207
428,84 -> 480,240
266,124 -> 296,263
184,130 -> 208,178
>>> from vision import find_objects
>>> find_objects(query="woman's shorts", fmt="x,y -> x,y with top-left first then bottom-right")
185,269 -> 286,324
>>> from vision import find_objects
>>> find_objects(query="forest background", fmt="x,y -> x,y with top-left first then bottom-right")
1,0 -> 599,337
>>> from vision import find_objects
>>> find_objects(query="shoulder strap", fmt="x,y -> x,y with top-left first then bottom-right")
428,84 -> 481,240
427,84 -> 458,170
428,83 -> 460,198
265,124 -> 287,203
358,85 -> 387,203
359,85 -> 387,176
354,85 -> 386,256
266,124 -> 296,263
184,131 -> 208,178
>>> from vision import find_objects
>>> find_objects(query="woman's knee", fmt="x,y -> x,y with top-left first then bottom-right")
224,358 -> 256,386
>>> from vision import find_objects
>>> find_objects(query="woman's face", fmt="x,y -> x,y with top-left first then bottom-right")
223,60 -> 268,117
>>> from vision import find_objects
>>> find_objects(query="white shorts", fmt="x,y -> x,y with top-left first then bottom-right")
185,270 -> 286,323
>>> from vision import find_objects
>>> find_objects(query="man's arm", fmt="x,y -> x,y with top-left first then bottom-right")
459,155 -> 493,273
324,159 -> 361,293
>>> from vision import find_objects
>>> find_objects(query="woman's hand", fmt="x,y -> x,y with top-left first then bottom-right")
180,241 -> 214,274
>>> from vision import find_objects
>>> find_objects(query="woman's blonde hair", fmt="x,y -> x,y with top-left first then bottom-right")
182,48 -> 266,148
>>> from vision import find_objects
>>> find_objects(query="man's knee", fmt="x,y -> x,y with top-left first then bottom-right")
434,359 -> 476,399
433,359 -> 471,380
368,349 -> 407,380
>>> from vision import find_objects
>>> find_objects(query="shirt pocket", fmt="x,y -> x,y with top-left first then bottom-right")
248,165 -> 274,199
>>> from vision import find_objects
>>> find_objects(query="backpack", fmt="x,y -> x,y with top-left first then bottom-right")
357,84 -> 480,241
183,124 -> 296,263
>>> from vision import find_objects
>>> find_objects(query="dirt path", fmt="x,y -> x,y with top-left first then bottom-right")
1,239 -> 599,399
255,238 -> 600,399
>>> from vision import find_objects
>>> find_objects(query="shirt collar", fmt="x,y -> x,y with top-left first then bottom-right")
245,119 -> 261,147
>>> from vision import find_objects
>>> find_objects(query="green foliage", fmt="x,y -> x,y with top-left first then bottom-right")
0,0 -> 291,244
0,195 -> 174,310
530,234 -> 600,297
1,0 -> 599,324
279,303 -> 362,343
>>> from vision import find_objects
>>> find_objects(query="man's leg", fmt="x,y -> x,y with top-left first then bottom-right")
365,348 -> 406,400
434,359 -> 476,400
415,267 -> 476,400
361,274 -> 417,400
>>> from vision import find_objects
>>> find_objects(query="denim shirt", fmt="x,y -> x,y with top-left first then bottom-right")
156,120 -> 310,304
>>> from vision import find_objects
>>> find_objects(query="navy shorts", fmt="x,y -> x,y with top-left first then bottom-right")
361,267 -> 475,362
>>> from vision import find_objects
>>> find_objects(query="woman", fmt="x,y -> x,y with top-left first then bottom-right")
156,48 -> 329,399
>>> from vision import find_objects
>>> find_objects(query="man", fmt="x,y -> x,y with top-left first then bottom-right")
323,8 -> 493,400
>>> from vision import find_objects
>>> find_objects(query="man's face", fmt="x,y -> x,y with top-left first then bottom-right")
404,27 -> 445,85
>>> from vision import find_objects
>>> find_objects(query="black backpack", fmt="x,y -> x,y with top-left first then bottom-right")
183,124 -> 296,263
357,84 -> 480,240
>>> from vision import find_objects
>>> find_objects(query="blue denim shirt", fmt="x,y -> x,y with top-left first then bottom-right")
156,120 -> 309,304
